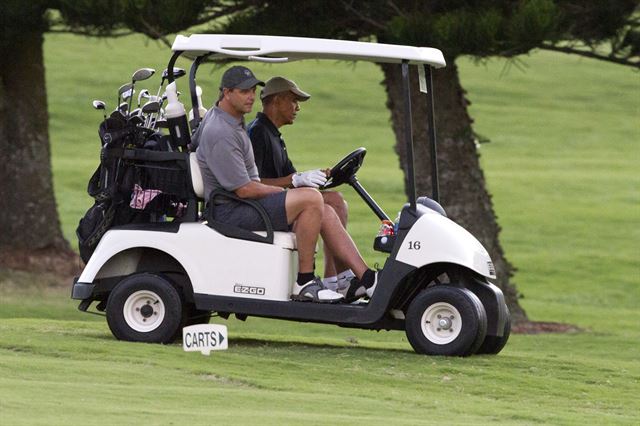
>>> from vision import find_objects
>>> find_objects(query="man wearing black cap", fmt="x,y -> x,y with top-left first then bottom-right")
194,66 -> 377,303
248,77 -> 376,301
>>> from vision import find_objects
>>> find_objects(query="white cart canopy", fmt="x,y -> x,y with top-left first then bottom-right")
171,34 -> 446,68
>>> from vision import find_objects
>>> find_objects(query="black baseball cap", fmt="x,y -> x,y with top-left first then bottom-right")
220,66 -> 265,90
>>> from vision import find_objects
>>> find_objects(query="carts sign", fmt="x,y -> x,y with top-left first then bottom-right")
182,324 -> 228,355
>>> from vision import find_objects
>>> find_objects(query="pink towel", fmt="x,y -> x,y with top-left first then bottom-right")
130,184 -> 162,209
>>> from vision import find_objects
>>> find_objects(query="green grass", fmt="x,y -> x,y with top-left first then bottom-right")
459,53 -> 640,329
0,33 -> 638,424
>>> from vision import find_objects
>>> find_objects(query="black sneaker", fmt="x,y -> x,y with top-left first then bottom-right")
365,271 -> 378,298
339,277 -> 368,302
340,272 -> 378,302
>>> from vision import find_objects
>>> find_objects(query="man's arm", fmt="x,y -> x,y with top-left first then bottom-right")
261,175 -> 294,188
235,180 -> 284,199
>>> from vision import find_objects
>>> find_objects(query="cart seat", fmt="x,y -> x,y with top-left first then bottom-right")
189,153 -> 204,199
254,231 -> 297,249
190,153 -> 297,250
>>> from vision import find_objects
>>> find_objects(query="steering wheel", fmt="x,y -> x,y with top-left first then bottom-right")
321,147 -> 367,189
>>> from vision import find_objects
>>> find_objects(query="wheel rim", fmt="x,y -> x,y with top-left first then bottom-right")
420,302 -> 462,345
123,290 -> 166,332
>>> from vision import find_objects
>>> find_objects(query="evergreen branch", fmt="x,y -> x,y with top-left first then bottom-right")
341,1 -> 387,31
47,28 -> 134,38
190,4 -> 252,27
539,43 -> 640,68
387,0 -> 409,20
138,17 -> 172,48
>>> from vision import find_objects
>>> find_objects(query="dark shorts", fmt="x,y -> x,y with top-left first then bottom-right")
212,191 -> 290,232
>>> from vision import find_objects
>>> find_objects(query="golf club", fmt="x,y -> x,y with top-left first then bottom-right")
156,67 -> 185,99
141,100 -> 161,128
92,100 -> 107,121
128,68 -> 155,119
117,83 -> 133,106
137,89 -> 150,109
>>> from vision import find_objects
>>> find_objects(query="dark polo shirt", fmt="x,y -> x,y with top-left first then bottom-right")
247,112 -> 297,179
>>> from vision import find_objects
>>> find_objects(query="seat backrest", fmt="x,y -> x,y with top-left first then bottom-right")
189,152 -> 204,199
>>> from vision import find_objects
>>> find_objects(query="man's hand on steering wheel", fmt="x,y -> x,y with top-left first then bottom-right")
321,147 -> 367,190
292,169 -> 327,188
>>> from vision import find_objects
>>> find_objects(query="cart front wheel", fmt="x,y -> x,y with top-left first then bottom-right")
405,286 -> 487,356
107,273 -> 183,343
476,306 -> 511,355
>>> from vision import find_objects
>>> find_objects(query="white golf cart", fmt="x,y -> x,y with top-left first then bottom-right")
72,34 -> 510,356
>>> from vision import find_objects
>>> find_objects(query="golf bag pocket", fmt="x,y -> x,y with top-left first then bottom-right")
76,201 -> 116,263
129,152 -> 190,218
87,165 -> 111,202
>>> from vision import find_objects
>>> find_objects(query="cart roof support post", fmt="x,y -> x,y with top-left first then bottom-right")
166,51 -> 182,83
189,55 -> 207,126
424,65 -> 440,203
401,61 -> 417,211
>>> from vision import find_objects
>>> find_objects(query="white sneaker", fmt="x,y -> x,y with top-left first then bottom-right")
291,277 -> 344,303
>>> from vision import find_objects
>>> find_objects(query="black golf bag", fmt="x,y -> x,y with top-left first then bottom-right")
76,116 -> 191,263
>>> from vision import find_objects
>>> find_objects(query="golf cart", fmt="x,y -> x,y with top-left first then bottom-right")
72,34 -> 510,356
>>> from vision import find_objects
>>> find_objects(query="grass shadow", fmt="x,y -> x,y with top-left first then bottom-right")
227,336 -> 413,355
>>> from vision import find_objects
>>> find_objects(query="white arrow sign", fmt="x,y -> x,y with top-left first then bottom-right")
182,324 -> 228,355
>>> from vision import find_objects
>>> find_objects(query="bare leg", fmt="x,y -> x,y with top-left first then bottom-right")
320,204 -> 368,279
321,191 -> 348,277
285,188 -> 323,273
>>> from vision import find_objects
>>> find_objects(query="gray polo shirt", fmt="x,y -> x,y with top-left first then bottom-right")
193,106 -> 260,202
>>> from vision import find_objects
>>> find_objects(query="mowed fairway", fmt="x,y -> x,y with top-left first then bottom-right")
0,33 -> 638,424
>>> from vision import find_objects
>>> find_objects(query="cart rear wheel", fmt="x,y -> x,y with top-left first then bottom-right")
185,306 -> 212,326
476,306 -> 511,355
106,273 -> 183,344
405,286 -> 487,356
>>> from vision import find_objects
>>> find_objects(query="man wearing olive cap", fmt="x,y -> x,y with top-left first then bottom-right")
193,67 -> 377,303
248,77 -> 377,301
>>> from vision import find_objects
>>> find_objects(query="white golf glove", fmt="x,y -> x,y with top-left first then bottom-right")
292,169 -> 327,188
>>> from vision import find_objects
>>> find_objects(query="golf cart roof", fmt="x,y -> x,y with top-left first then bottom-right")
171,34 -> 446,68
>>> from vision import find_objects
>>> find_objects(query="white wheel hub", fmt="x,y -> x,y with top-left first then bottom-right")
420,302 -> 462,345
123,290 -> 165,332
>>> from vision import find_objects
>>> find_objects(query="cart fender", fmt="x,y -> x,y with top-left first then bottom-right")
395,212 -> 496,279
77,223 -> 299,301
77,226 -> 202,286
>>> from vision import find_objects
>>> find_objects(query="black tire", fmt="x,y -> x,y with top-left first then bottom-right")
405,286 -> 487,356
106,273 -> 183,344
476,305 -> 511,355
170,305 -> 211,342
464,290 -> 488,356
184,305 -> 212,326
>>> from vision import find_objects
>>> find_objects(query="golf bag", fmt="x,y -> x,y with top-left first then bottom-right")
77,117 -> 190,262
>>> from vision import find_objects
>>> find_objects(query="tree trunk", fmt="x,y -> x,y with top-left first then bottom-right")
380,61 -> 527,323
0,31 -> 75,273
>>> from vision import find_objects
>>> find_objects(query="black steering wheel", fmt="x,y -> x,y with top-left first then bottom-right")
322,147 -> 367,189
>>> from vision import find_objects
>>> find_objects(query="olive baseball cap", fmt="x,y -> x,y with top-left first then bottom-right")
220,66 -> 264,90
260,76 -> 311,101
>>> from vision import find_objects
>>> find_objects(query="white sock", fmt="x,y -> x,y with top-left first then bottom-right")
335,270 -> 356,291
322,276 -> 338,291
337,269 -> 355,281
